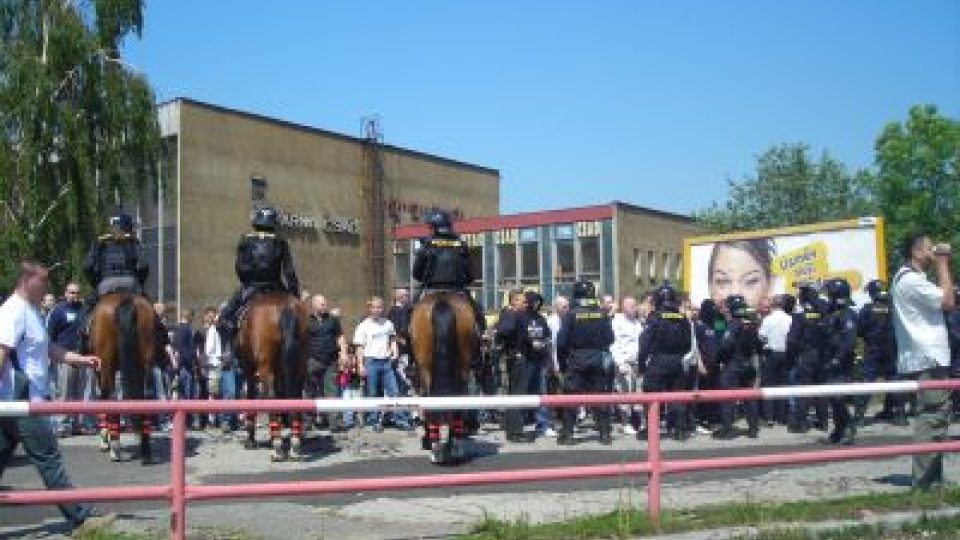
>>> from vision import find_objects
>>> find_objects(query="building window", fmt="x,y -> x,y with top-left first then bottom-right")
554,224 -> 574,240
634,248 -> 642,278
394,252 -> 411,285
497,243 -> 517,284
647,250 -> 656,284
520,241 -> 539,284
674,253 -> 682,281
468,245 -> 483,286
661,253 -> 670,281
554,237 -> 575,282
580,236 -> 601,281
519,227 -> 539,243
251,176 -> 267,202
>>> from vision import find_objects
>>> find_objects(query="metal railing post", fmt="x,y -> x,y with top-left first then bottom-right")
646,400 -> 662,529
170,408 -> 186,540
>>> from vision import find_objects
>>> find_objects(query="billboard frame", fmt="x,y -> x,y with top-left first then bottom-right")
682,216 -> 887,295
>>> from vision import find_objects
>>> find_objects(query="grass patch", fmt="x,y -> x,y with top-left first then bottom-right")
462,486 -> 960,539
731,513 -> 960,539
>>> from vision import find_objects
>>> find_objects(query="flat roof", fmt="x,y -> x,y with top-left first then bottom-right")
392,201 -> 693,240
158,97 -> 500,177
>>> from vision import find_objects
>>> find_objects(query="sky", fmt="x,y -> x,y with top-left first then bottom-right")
124,1 -> 960,216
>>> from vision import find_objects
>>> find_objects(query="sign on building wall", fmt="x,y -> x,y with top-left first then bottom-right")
684,217 -> 886,310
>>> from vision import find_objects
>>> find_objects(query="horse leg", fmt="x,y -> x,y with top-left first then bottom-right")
139,415 -> 154,465
98,413 -> 110,452
289,413 -> 304,461
108,414 -> 124,462
269,413 -> 284,462
244,377 -> 257,450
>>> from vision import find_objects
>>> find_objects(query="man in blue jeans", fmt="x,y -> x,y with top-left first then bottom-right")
354,297 -> 410,431
0,261 -> 115,534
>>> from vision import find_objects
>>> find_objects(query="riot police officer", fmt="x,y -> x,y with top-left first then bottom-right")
693,299 -> 725,429
712,295 -> 763,440
218,206 -> 300,338
556,280 -> 615,445
411,210 -> 484,328
638,283 -> 694,441
854,280 -> 905,426
77,212 -> 149,348
786,282 -> 829,433
496,290 -> 551,442
822,278 -> 858,445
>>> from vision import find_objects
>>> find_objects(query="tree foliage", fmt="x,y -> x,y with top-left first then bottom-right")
0,0 -> 159,291
872,104 -> 960,270
695,143 -> 876,233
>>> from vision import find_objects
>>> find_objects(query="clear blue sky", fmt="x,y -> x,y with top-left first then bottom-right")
125,1 -> 960,216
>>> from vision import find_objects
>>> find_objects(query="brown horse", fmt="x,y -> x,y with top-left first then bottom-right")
409,291 -> 478,464
234,293 -> 309,462
88,293 -> 157,464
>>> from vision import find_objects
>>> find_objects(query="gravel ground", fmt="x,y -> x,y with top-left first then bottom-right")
1,415 -> 957,539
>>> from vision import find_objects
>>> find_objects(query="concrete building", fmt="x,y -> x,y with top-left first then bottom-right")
392,202 -> 699,311
138,98 -> 500,318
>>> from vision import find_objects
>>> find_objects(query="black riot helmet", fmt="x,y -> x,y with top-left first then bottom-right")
425,210 -> 455,238
654,282 -> 680,312
796,281 -> 821,306
865,279 -> 890,303
572,280 -> 596,301
824,278 -> 852,311
780,293 -> 797,315
525,290 -> 544,313
725,294 -> 752,319
699,299 -> 720,324
252,206 -> 280,232
108,212 -> 135,234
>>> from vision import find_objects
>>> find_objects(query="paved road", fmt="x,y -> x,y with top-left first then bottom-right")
0,421 -> 938,539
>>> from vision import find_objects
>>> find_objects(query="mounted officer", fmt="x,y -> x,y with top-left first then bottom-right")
77,212 -> 149,349
218,206 -> 300,339
412,210 -> 483,328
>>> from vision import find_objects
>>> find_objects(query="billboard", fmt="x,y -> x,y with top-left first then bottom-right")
683,217 -> 887,310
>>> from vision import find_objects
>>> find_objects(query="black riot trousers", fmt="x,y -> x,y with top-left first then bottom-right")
641,354 -> 689,434
718,358 -> 759,433
561,351 -> 611,438
794,350 -> 829,429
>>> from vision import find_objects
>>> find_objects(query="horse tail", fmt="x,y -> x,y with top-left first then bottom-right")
430,299 -> 459,397
279,307 -> 299,399
115,296 -> 142,400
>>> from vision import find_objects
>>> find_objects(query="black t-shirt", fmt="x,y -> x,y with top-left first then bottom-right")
307,312 -> 343,364
173,323 -> 197,369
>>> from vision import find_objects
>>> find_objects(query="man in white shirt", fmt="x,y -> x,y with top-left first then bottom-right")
891,233 -> 955,491
0,261 -> 113,533
354,297 -> 409,431
611,297 -> 642,435
541,295 -> 570,438
759,294 -> 794,425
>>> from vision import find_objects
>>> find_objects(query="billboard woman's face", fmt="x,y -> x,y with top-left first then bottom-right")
709,245 -> 771,309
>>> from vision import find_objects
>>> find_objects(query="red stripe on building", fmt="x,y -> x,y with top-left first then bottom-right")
392,203 -> 615,240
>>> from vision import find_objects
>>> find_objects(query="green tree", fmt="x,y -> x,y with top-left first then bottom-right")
0,0 -> 159,291
872,104 -> 960,271
695,143 -> 876,233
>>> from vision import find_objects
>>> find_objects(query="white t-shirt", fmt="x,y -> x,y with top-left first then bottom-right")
353,317 -> 395,359
892,266 -> 950,374
546,313 -> 563,372
204,326 -> 224,369
611,313 -> 642,367
0,293 -> 51,401
759,309 -> 792,353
